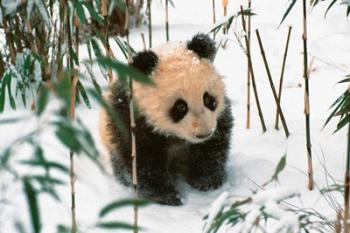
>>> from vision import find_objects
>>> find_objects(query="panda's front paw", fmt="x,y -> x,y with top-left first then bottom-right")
188,172 -> 225,191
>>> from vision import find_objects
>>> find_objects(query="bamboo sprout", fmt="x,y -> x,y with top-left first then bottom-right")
147,0 -> 152,48
302,0 -> 314,191
165,0 -> 169,42
125,2 -> 138,232
246,0 -> 252,129
65,0 -> 78,231
275,26 -> 292,130
240,6 -> 267,133
255,29 -> 290,138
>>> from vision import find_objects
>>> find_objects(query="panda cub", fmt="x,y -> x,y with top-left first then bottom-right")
100,33 -> 233,205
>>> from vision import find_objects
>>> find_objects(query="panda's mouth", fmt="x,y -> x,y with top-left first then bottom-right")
195,133 -> 212,140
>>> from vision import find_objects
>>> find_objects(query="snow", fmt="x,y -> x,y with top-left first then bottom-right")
1,0 -> 350,232
203,191 -> 229,233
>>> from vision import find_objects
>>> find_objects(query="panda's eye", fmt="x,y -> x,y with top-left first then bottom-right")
203,92 -> 217,111
169,99 -> 188,123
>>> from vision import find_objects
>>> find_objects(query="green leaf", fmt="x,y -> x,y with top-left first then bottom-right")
74,2 -> 87,24
56,225 -> 71,233
77,81 -> 91,108
23,178 -> 41,233
96,56 -> 153,84
14,220 -> 27,233
334,114 -> 350,132
83,2 -> 104,24
90,38 -> 103,58
279,0 -> 297,26
271,154 -> 287,181
36,85 -> 49,116
0,116 -> 26,124
0,74 -> 8,112
99,199 -> 152,218
324,0 -> 338,17
97,221 -> 136,230
20,160 -> 69,173
88,88 -> 127,137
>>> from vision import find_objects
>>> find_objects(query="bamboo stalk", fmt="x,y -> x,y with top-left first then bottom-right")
223,0 -> 228,34
240,6 -> 267,133
344,121 -> 350,233
246,0 -> 252,129
125,2 -> 138,232
275,26 -> 292,130
141,33 -> 146,50
302,0 -> 314,191
65,0 -> 78,231
212,0 -> 216,24
165,0 -> 169,42
255,29 -> 290,138
147,0 -> 152,48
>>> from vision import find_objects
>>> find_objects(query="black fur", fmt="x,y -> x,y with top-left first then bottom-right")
131,50 -> 158,75
169,99 -> 188,123
187,33 -> 217,62
106,83 -> 233,206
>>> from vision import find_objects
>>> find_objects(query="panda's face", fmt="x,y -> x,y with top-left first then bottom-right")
133,42 -> 226,144
168,91 -> 219,143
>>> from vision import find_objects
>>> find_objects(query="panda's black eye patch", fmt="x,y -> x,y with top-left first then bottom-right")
203,92 -> 217,111
169,99 -> 188,122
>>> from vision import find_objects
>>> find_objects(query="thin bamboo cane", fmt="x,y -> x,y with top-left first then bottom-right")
302,0 -> 314,191
223,0 -> 228,34
275,26 -> 292,130
125,2 -> 138,232
246,0 -> 252,129
212,0 -> 216,24
344,121 -> 350,233
255,29 -> 290,138
147,0 -> 152,48
65,0 -> 78,231
141,33 -> 146,50
165,0 -> 169,42
240,6 -> 267,133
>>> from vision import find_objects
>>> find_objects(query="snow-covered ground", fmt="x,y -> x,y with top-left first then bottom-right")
1,0 -> 350,232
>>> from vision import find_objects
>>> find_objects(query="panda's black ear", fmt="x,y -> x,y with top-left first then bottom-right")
131,50 -> 158,75
187,33 -> 217,62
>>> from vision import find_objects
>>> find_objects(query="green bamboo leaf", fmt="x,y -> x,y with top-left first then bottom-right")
97,221 -> 136,230
96,56 -> 153,84
99,199 -> 152,218
20,160 -> 69,173
0,74 -> 8,112
324,0 -> 338,17
74,2 -> 87,24
23,178 -> 41,233
82,2 -> 104,24
271,154 -> 287,181
0,116 -> 26,124
56,225 -> 71,233
334,114 -> 350,132
90,38 -> 103,58
279,0 -> 297,26
36,85 -> 49,116
15,220 -> 27,233
77,81 -> 91,108
88,89 -> 127,137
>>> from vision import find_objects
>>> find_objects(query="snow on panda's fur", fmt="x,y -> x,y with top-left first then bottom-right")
99,34 -> 233,205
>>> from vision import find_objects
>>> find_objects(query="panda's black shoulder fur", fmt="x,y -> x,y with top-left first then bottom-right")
187,33 -> 217,62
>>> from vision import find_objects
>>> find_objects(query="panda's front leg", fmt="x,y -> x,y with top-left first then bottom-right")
136,135 -> 183,206
187,142 -> 228,191
187,104 -> 233,191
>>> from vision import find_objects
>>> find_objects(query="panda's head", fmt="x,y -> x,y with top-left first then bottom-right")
132,33 -> 225,144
